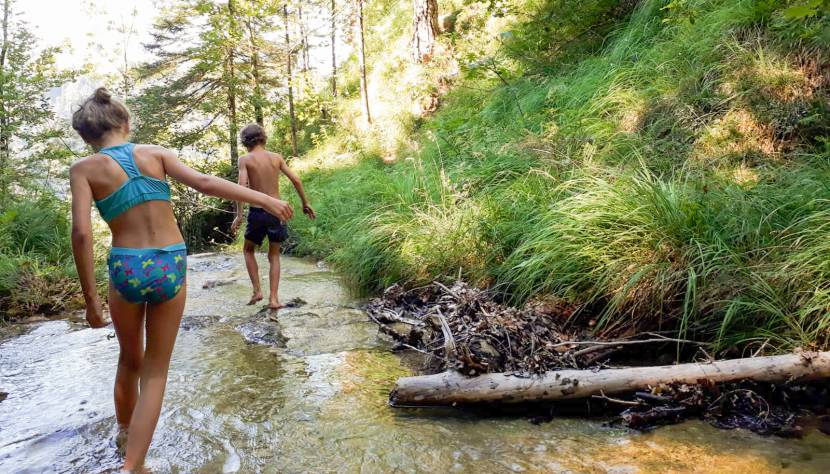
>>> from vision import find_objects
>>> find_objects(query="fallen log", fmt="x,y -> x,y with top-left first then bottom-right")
391,351 -> 830,406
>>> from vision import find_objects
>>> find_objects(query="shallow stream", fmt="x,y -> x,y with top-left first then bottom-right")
1,254 -> 829,473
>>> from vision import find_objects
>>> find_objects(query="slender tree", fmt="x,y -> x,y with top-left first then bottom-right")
116,10 -> 138,99
298,4 -> 310,73
246,18 -> 265,126
238,0 -> 282,127
356,0 -> 371,124
330,0 -> 337,97
0,0 -> 11,196
283,3 -> 298,156
412,0 -> 439,63
225,0 -> 240,167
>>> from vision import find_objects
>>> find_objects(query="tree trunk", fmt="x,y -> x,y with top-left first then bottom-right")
330,0 -> 337,98
356,0 -> 371,124
391,351 -> 830,406
296,5 -> 309,101
411,0 -> 438,63
0,0 -> 10,206
298,5 -> 309,73
283,3 -> 298,157
226,0 -> 239,168
246,19 -> 265,126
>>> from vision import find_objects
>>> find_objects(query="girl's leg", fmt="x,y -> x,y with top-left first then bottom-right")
122,286 -> 186,471
109,285 -> 146,430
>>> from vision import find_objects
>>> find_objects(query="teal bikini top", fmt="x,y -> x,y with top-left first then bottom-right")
94,143 -> 171,222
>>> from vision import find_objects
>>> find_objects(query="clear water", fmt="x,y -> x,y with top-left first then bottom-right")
1,254 -> 829,473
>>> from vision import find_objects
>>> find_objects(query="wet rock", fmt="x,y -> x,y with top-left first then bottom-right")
202,278 -> 237,289
236,318 -> 288,348
181,314 -> 222,331
284,297 -> 306,308
382,322 -> 417,344
0,391 -> 7,403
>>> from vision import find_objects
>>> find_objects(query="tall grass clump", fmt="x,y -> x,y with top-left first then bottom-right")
0,199 -> 95,318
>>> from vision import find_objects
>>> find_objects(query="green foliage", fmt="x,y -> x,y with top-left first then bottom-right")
0,0 -> 76,205
0,199 -> 92,317
288,0 -> 830,352
0,1 -> 82,318
782,0 -> 829,19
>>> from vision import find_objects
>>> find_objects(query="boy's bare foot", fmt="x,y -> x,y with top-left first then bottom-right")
267,301 -> 284,311
247,293 -> 263,305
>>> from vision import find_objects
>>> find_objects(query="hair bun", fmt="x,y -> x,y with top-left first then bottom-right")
93,87 -> 112,104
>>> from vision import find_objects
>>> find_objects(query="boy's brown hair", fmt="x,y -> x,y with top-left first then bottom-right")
71,87 -> 130,145
240,123 -> 267,150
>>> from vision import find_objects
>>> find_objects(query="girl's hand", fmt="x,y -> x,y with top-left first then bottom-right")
303,205 -> 316,220
264,197 -> 293,221
86,300 -> 108,328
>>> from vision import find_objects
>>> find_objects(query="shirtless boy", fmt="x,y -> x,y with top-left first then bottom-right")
231,123 -> 315,310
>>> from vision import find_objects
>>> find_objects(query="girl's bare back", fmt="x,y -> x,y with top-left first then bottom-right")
73,144 -> 183,249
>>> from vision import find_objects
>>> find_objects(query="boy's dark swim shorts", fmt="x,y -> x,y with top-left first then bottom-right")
244,207 -> 288,245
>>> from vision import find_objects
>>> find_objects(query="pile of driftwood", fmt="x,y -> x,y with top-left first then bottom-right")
366,281 -> 697,375
613,380 -> 830,436
367,281 -> 830,435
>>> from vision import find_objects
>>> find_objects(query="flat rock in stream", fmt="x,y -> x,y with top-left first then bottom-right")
236,317 -> 288,347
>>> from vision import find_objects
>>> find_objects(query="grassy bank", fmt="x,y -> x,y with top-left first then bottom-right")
286,0 -> 830,353
0,199 -> 105,319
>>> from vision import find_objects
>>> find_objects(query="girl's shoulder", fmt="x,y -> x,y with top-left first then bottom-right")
132,143 -> 169,155
69,153 -> 104,174
132,144 -> 178,164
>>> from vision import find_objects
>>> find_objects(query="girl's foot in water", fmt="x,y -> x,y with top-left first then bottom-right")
267,299 -> 283,311
247,292 -> 263,305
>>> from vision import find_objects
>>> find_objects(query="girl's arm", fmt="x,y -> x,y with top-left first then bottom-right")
160,147 -> 293,221
69,163 -> 107,328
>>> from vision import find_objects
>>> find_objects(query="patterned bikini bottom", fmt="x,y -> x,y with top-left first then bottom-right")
108,242 -> 187,304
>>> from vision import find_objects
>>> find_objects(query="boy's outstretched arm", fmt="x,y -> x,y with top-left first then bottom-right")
69,164 -> 107,328
160,147 -> 294,221
232,158 -> 249,233
280,158 -> 316,219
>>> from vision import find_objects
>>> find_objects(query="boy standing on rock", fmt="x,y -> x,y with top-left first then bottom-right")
232,123 -> 315,310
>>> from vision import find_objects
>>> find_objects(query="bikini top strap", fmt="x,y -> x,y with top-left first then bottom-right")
99,143 -> 141,178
